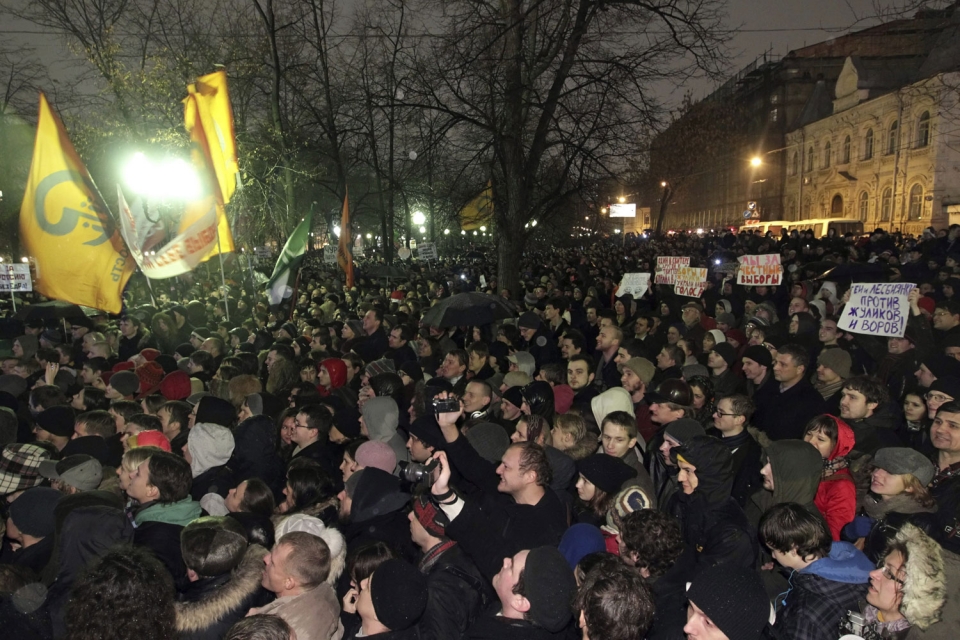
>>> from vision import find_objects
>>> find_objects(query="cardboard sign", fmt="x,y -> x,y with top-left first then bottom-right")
0,265 -> 32,292
737,254 -> 782,286
479,275 -> 487,287
617,273 -> 650,298
674,266 -> 707,298
838,283 -> 915,338
655,257 -> 690,285
418,242 -> 438,261
323,245 -> 337,264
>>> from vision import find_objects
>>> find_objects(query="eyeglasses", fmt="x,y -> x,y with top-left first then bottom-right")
925,393 -> 953,403
877,561 -> 905,585
713,410 -> 741,417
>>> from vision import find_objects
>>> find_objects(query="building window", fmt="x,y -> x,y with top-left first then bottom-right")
806,147 -> 814,173
864,128 -> 874,159
881,187 -> 892,221
858,191 -> 869,221
887,121 -> 898,155
917,111 -> 930,148
831,194 -> 843,215
909,184 -> 924,218
823,142 -> 831,168
791,152 -> 799,176
841,136 -> 851,164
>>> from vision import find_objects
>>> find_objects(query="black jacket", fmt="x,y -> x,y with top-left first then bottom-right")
293,439 -> 344,492
419,544 -> 490,640
190,464 -> 234,502
753,378 -> 827,441
355,328 -> 390,363
343,468 -> 417,563
462,608 -> 578,640
229,415 -> 287,501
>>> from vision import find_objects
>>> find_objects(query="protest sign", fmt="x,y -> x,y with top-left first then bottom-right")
737,254 -> 782,286
675,266 -> 707,298
715,262 -> 739,277
617,273 -> 650,298
655,257 -> 689,285
0,265 -> 32,292
838,283 -> 915,338
418,242 -> 438,261
323,245 -> 337,264
479,275 -> 487,287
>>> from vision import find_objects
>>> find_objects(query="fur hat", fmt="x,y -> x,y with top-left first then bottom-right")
895,523 -> 947,630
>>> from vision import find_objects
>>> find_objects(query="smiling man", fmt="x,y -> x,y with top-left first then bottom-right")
929,401 -> 960,554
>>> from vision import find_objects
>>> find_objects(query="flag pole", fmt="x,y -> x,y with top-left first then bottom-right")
216,229 -> 229,322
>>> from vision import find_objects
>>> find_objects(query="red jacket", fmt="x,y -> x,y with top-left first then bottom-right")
815,417 -> 857,540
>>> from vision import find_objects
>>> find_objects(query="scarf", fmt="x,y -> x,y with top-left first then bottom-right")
863,604 -> 911,636
822,456 -> 848,478
418,540 -> 457,573
862,492 -> 936,520
718,430 -> 751,453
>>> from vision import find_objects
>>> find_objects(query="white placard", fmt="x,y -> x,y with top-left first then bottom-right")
737,254 -> 782,286
838,283 -> 915,338
480,275 -> 487,287
0,265 -> 32,292
675,266 -> 707,298
323,245 -> 337,264
418,242 -> 438,261
655,257 -> 690,285
617,273 -> 650,298
609,203 -> 636,218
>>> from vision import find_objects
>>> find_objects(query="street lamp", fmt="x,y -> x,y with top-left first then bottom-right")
480,225 -> 486,232
21,257 -> 28,263
419,226 -> 426,234
365,233 -> 372,239
618,196 -> 626,203
412,211 -> 426,225
750,156 -> 762,167
660,181 -> 667,188
443,229 -> 450,235
333,225 -> 341,237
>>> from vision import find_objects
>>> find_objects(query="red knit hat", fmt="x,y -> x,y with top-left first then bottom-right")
131,430 -> 171,452
159,371 -> 192,401
135,362 -> 165,397
139,348 -> 161,362
112,361 -> 135,373
918,296 -> 936,315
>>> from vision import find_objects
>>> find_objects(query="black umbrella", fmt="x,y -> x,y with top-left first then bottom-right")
421,292 -> 516,328
16,301 -> 89,321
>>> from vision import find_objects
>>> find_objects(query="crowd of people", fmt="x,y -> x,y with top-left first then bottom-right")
2,224 -> 960,640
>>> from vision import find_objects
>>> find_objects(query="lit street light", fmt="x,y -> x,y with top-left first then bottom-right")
419,226 -> 426,234
443,229 -> 450,235
123,152 -> 202,200
365,233 -> 372,239
333,225 -> 341,237
618,196 -> 626,203
480,225 -> 486,232
750,156 -> 762,167
412,211 -> 426,225
660,181 -> 667,188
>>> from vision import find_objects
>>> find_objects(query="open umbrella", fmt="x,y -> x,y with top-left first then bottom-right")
421,292 -> 516,328
16,301 -> 89,322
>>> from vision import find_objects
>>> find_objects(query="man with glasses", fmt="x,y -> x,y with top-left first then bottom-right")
924,377 -> 960,421
709,395 -> 762,507
932,300 -> 960,347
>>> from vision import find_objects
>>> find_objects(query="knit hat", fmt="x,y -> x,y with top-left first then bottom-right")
712,342 -> 737,368
280,322 -> 298,339
603,486 -> 654,535
195,396 -> 236,427
817,348 -> 852,379
131,430 -> 171,452
411,492 -> 448,538
664,418 -> 706,445
464,422 -> 510,463
108,371 -> 140,398
576,454 -> 637,494
40,329 -> 63,345
186,423 -> 235,478
160,371 -> 192,401
716,312 -> 736,327
355,441 -> 397,474
365,358 -> 396,377
0,374 -> 27,398
522,546 -> 578,632
61,435 -> 110,465
682,364 -> 710,381
502,371 -> 531,389
917,296 -> 936,315
518,312 -> 541,329
334,406 -> 362,439
558,523 -> 605,569
874,447 -> 936,486
35,406 -> 76,438
135,361 -> 165,396
39,454 -> 102,491
622,358 -> 655,384
501,386 -> 524,412
507,352 -> 536,377
930,376 -> 960,401
742,344 -> 772,369
0,443 -> 55,495
370,559 -> 428,630
686,565 -> 771,640
725,328 -> 747,345
399,361 -> 423,382
407,416 -> 445,450
8,486 -> 62,538
925,355 -> 960,380
139,348 -> 161,362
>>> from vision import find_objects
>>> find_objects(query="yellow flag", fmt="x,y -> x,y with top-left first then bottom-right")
460,182 -> 493,230
187,70 -> 239,204
181,92 -> 235,258
19,93 -> 134,313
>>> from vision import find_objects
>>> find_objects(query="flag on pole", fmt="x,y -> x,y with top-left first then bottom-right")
459,181 -> 493,230
181,90 -> 235,260
337,190 -> 354,289
19,93 -> 135,313
266,210 -> 313,306
187,70 -> 239,204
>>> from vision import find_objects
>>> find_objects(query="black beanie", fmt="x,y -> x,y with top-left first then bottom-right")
742,344 -> 772,368
502,386 -> 524,409
334,406 -> 362,439
576,454 -> 637,494
371,559 -> 428,630
686,565 -> 770,640
407,416 -> 445,450
195,396 -> 236,427
523,546 -> 577,632
712,342 -> 737,368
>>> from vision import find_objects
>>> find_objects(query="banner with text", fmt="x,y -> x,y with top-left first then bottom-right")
655,257 -> 690,285
617,273 -> 650,298
737,254 -> 782,286
0,265 -> 32,292
418,242 -> 438,261
838,283 -> 915,338
675,266 -> 707,298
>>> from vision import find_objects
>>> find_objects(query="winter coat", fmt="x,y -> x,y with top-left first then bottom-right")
667,436 -> 757,573
773,542 -> 872,640
846,408 -> 905,455
815,418 -> 857,541
190,464 -> 234,502
419,544 -> 489,640
462,607 -> 578,640
229,415 -> 286,501
249,582 -> 344,640
929,463 -> 960,555
851,493 -> 939,564
175,545 -> 274,640
753,378 -> 827,441
342,468 -> 417,563
293,439 -> 345,491
905,549 -> 960,640
747,439 -> 825,531
130,497 -> 203,589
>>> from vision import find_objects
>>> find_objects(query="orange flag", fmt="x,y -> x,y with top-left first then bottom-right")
336,190 -> 354,288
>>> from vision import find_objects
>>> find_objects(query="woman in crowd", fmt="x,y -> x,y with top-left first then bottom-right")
802,414 -> 857,540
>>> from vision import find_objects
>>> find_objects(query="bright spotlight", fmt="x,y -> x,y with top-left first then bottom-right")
714,259 -> 721,265
618,196 -> 626,203
333,225 -> 341,237
750,157 -> 762,167
473,231 -> 477,236
443,229 -> 450,235
531,220 -> 537,227
412,211 -> 426,225
123,152 -> 153,196
123,152 -> 201,200
21,257 -> 28,263
660,181 -> 667,188
461,230 -> 466,235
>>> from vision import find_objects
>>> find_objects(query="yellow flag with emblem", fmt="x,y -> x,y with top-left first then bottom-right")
459,182 -> 493,231
19,93 -> 135,313
187,70 -> 239,204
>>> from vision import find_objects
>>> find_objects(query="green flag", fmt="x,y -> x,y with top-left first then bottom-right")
266,211 -> 313,305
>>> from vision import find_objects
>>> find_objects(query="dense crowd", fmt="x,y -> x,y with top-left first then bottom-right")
2,224 -> 960,640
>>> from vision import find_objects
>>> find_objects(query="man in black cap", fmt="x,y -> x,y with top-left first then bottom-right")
6,486 -> 62,573
517,312 -> 561,372
682,564 -> 772,640
33,405 -> 75,452
354,558 -> 428,639
406,416 -> 445,463
740,345 -> 775,403
707,342 -> 745,397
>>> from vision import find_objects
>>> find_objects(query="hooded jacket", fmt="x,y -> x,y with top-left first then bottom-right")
229,415 -> 287,503
590,388 -> 636,438
344,467 -> 416,563
175,544 -> 273,640
815,417 -> 857,540
320,358 -> 347,393
774,541 -> 873,640
188,422 -> 236,501
747,439 -> 825,530
361,397 -> 409,467
668,436 -> 757,573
